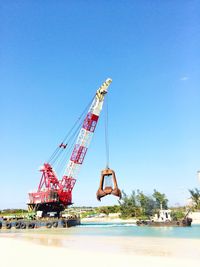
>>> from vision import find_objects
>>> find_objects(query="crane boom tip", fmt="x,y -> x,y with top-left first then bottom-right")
106,78 -> 112,84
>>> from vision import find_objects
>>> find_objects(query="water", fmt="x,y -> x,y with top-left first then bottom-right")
1,222 -> 200,239
1,225 -> 200,267
1,222 -> 200,258
73,222 -> 200,239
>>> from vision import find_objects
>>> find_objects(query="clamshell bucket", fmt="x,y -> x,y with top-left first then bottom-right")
96,168 -> 121,201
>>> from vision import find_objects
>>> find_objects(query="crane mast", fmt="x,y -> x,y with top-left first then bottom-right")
28,78 -> 112,216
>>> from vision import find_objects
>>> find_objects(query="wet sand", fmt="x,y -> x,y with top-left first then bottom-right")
0,232 -> 200,267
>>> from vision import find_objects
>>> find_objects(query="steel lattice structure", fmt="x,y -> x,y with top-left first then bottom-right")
28,79 -> 112,215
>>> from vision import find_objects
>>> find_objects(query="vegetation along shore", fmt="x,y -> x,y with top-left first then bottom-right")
1,188 -> 200,224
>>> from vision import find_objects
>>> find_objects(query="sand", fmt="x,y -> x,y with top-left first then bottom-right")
0,232 -> 200,267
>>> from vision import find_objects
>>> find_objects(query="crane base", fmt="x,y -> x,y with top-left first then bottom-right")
27,202 -> 70,218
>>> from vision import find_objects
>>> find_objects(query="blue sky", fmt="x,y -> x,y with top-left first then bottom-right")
0,0 -> 200,209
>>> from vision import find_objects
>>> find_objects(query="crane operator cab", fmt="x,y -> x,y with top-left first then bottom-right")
96,168 -> 121,201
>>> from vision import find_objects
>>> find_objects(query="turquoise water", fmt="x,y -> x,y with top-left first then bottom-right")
70,222 -> 200,239
1,222 -> 200,239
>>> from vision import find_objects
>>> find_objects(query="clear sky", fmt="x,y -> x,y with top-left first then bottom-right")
0,0 -> 200,209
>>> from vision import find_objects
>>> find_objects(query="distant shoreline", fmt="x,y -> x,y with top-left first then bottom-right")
81,217 -> 137,223
81,216 -> 200,224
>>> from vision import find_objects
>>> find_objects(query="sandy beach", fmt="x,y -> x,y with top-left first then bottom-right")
1,232 -> 200,267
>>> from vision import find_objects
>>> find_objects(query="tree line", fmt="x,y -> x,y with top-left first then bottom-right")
95,189 -> 168,219
118,189 -> 168,219
1,188 -> 199,219
97,187 -> 200,219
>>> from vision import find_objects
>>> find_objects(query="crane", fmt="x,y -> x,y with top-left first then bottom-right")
28,78 -> 112,217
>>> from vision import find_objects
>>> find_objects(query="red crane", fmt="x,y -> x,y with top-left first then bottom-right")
28,79 -> 112,216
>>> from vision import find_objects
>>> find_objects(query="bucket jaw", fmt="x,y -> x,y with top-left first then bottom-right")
96,168 -> 121,201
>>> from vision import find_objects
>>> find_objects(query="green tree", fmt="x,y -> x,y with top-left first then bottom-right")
119,191 -> 139,218
97,205 -> 120,215
136,190 -> 156,217
152,190 -> 168,210
188,188 -> 200,209
171,210 -> 185,220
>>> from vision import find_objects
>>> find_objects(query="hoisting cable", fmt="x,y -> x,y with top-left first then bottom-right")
53,119 -> 84,176
47,94 -> 95,164
50,118 -> 83,167
47,108 -> 87,164
104,94 -> 110,169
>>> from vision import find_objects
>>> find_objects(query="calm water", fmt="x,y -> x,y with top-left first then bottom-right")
73,222 -> 200,239
1,222 -> 200,239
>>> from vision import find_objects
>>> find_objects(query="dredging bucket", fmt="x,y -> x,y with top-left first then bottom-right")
96,168 -> 121,201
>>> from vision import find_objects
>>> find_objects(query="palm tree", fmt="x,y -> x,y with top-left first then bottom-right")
188,188 -> 200,209
152,189 -> 168,210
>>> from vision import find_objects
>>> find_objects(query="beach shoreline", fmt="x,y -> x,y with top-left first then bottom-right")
1,232 -> 200,267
